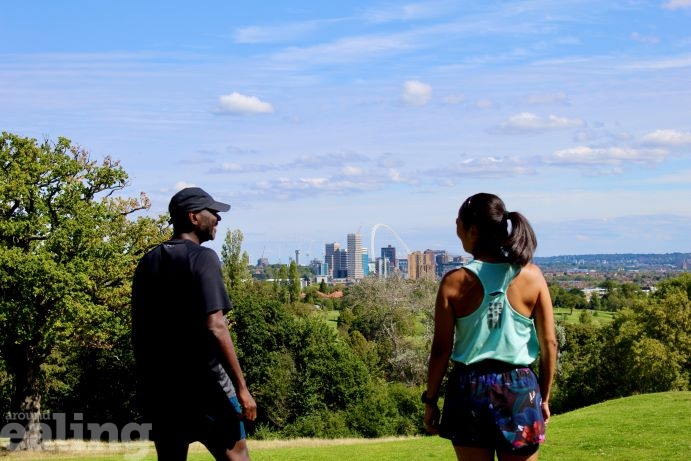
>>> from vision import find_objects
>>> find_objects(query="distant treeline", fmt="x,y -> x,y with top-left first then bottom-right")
535,252 -> 691,272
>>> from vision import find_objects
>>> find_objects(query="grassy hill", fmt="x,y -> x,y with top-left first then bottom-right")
4,392 -> 689,460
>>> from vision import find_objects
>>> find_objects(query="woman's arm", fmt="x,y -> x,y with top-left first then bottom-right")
530,265 -> 558,422
423,272 -> 458,433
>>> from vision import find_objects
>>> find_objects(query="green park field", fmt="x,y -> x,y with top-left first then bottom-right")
3,392 -> 689,461
553,307 -> 614,325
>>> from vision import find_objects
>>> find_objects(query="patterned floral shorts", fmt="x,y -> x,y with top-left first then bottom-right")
439,360 -> 545,453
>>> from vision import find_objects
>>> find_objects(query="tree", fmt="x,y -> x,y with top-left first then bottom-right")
220,228 -> 251,295
549,284 -> 588,311
0,133 -> 166,449
340,275 -> 436,385
550,322 -> 605,412
277,264 -> 289,303
553,273 -> 691,412
288,261 -> 301,303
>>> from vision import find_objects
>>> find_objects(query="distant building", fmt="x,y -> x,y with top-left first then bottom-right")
347,232 -> 364,280
334,248 -> 348,278
408,250 -> 436,280
325,242 -> 340,277
381,245 -> 396,268
310,258 -> 327,276
375,245 -> 395,278
361,249 -> 369,276
439,261 -> 464,277
398,258 -> 408,276
431,250 -> 450,278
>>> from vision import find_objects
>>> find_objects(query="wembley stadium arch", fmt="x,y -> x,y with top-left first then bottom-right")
369,224 -> 412,261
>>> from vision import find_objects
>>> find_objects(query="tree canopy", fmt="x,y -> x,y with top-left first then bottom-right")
0,133 -> 167,449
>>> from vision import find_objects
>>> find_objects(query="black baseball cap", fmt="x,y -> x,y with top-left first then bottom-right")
168,187 -> 231,217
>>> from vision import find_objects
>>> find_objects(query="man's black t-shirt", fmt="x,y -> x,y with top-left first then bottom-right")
132,239 -> 234,434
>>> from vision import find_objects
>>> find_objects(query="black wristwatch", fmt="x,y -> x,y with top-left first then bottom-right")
421,391 -> 439,405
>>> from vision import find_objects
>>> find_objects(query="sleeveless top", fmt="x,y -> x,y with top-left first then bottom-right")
451,260 -> 539,366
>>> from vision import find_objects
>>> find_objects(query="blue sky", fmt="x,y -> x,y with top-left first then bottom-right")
2,1 -> 691,263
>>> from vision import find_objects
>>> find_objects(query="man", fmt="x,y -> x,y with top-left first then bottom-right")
132,187 -> 256,461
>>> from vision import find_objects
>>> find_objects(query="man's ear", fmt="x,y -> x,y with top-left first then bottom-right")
188,210 -> 200,225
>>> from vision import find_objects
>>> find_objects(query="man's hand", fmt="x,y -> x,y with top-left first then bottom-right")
237,387 -> 257,421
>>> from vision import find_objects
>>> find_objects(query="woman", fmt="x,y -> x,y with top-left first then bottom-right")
423,193 -> 557,461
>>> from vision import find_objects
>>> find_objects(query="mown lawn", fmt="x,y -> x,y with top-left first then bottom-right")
553,307 -> 614,325
4,392 -> 689,460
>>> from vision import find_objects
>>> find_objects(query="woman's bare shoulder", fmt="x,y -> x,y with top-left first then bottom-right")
439,267 -> 476,294
442,267 -> 475,284
515,263 -> 548,289
519,262 -> 545,278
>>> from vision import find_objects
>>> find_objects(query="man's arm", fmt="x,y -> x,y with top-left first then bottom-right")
206,310 -> 257,421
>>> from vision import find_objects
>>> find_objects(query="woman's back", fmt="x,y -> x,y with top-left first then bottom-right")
445,262 -> 548,320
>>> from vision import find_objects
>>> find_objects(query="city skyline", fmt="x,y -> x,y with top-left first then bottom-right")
3,1 -> 691,263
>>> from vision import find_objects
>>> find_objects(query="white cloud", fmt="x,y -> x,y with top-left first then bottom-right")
377,153 -> 405,168
547,146 -> 668,166
526,92 -> 568,105
442,94 -> 466,105
342,165 -> 365,176
621,54 -> 691,70
216,92 -> 275,115
474,99 -> 495,109
402,80 -> 432,106
499,112 -> 584,132
423,156 -> 536,178
233,21 -> 322,44
645,169 -> 691,185
220,163 -> 243,172
210,152 -> 372,176
630,32 -> 660,45
388,169 -> 404,181
174,181 -> 196,191
272,34 -> 413,64
663,0 -> 691,10
640,129 -> 691,146
248,175 -> 384,200
292,152 -> 369,169
364,2 -> 449,23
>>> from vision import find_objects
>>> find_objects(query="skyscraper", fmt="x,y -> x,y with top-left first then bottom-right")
408,251 -> 435,280
325,242 -> 340,277
381,245 -> 396,268
347,232 -> 364,280
335,248 -> 348,278
380,245 -> 397,277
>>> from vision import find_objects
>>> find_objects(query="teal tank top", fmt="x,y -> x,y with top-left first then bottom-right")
451,260 -> 539,366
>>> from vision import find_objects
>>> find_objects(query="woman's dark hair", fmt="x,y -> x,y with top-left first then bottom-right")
458,192 -> 537,266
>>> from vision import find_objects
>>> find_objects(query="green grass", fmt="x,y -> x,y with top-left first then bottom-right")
318,309 -> 340,331
553,307 -> 614,326
4,392 -> 690,460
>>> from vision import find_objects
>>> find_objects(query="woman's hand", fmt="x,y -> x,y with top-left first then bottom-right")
541,401 -> 551,424
423,403 -> 440,434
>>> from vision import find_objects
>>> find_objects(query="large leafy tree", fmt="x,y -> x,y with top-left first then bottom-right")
0,133 -> 167,449
339,275 -> 437,385
602,274 -> 691,395
221,228 -> 251,295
